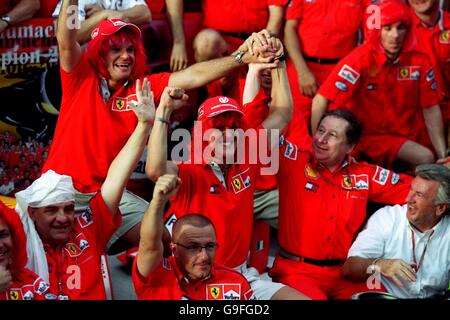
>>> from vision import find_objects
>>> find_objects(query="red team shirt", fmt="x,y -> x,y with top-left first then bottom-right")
44,193 -> 121,299
202,0 -> 288,34
285,0 -> 367,60
318,43 -> 439,165
275,135 -> 412,260
132,256 -> 254,300
165,162 -> 260,269
1,269 -> 50,300
43,56 -> 170,192
411,10 -> 450,121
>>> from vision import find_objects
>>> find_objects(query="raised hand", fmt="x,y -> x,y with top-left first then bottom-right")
158,86 -> 189,114
152,174 -> 181,205
132,78 -> 156,124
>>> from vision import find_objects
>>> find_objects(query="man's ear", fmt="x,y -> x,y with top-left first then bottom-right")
436,203 -> 448,217
27,207 -> 37,222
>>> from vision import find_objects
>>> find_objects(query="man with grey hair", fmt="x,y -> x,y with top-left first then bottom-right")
343,164 -> 450,298
15,79 -> 154,299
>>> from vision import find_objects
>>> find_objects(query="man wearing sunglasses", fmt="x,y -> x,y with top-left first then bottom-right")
133,174 -> 255,300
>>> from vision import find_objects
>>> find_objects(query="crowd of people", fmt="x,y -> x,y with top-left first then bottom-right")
0,132 -> 50,196
0,0 -> 449,301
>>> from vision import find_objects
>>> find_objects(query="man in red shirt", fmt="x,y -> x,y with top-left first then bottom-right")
133,174 -> 255,300
15,79 -> 154,299
45,0 -> 276,254
311,0 -> 446,168
166,0 -> 287,72
146,39 -> 308,300
0,201 -> 50,300
269,108 -> 413,299
408,0 -> 450,158
284,0 -> 370,136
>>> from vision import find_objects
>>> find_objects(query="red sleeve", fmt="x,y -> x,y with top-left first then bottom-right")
242,89 -> 270,129
317,51 -> 364,106
268,0 -> 289,5
59,55 -> 91,102
286,0 -> 302,20
87,193 -> 122,251
146,72 -> 171,104
367,164 -> 413,204
419,62 -> 440,109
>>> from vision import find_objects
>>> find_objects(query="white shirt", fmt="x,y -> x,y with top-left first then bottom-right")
348,204 -> 450,299
53,0 -> 147,21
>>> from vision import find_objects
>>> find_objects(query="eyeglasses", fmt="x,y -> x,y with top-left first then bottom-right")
174,242 -> 219,254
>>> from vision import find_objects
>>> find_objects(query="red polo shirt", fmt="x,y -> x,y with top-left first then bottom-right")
286,0 -> 369,59
203,0 -> 288,33
1,269 -> 49,300
132,256 -> 254,300
411,10 -> 450,120
43,55 -> 170,193
318,43 -> 438,152
44,193 -> 121,300
165,161 -> 259,269
276,136 -> 412,260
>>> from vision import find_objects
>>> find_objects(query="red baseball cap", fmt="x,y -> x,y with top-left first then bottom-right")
89,18 -> 141,45
197,96 -> 243,121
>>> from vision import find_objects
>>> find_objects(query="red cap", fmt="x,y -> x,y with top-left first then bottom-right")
197,96 -> 243,121
90,18 -> 141,45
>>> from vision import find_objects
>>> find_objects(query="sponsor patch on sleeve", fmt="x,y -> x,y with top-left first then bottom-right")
426,68 -> 435,82
391,173 -> 400,185
338,64 -> 360,85
284,141 -> 298,160
372,166 -> 390,185
335,81 -> 348,92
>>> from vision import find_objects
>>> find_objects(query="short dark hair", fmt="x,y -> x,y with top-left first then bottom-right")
319,109 -> 362,145
172,214 -> 215,241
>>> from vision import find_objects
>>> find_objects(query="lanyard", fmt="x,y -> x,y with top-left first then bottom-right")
410,228 -> 434,273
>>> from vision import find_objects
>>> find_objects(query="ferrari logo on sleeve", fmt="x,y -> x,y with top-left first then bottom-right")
439,30 -> 450,44
233,177 -> 242,191
65,243 -> 82,257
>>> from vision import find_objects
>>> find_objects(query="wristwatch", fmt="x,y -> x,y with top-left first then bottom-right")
234,51 -> 245,64
0,15 -> 11,26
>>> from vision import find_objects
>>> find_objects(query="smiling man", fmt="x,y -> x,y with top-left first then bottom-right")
311,0 -> 446,169
269,109 -> 413,299
45,0 -> 276,255
133,174 -> 255,300
344,164 -> 450,299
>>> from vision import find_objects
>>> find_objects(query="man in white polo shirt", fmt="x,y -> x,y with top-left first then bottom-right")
343,163 -> 450,299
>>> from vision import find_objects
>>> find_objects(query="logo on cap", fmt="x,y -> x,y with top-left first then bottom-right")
219,97 -> 229,103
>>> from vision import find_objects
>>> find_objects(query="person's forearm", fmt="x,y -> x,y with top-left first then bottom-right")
266,5 -> 285,36
102,121 -> 152,215
284,20 -> 310,76
242,68 -> 262,105
265,61 -> 292,130
57,0 -> 83,71
6,0 -> 40,25
146,107 -> 172,181
119,5 -> 152,25
343,256 -> 379,282
76,11 -> 108,44
137,200 -> 165,277
168,55 -> 242,89
57,0 -> 78,47
166,0 -> 186,45
311,94 -> 328,133
423,105 -> 446,159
